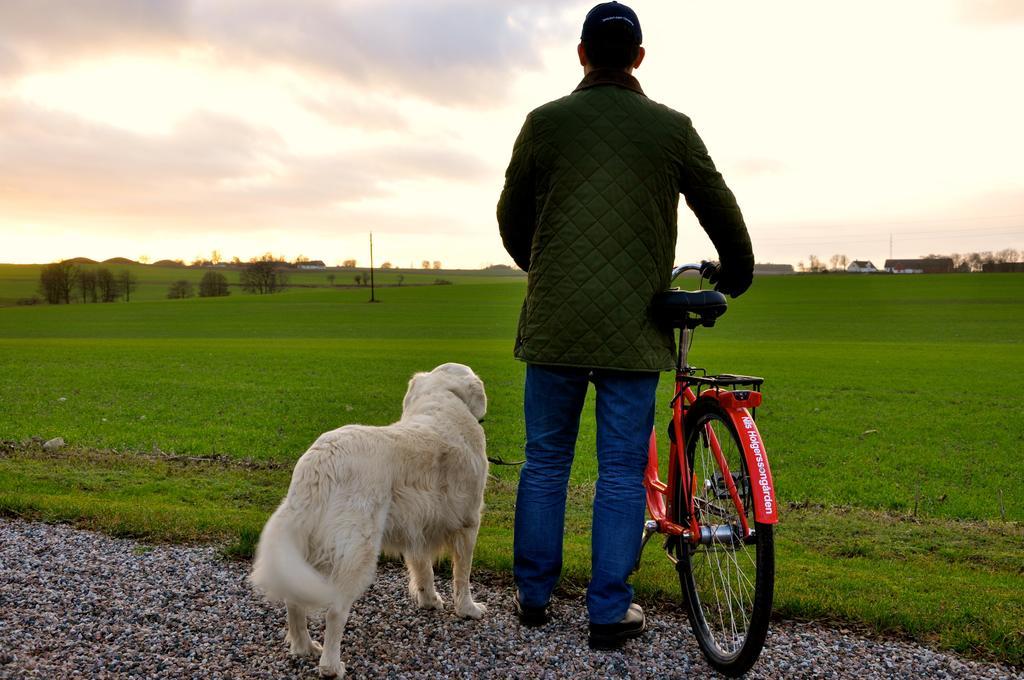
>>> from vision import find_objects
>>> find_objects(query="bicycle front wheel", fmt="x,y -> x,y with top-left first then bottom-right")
675,397 -> 774,677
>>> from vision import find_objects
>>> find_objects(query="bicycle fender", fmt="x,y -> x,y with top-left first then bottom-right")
727,407 -> 779,524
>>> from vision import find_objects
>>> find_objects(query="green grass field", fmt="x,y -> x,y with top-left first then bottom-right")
1,268 -> 1021,664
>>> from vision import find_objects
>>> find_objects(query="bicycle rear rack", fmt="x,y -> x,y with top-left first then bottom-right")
684,373 -> 764,391
677,372 -> 765,419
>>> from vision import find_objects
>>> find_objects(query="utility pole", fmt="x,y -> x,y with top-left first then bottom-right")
369,232 -> 377,303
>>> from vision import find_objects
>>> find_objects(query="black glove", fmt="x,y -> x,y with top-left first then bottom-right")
704,260 -> 753,298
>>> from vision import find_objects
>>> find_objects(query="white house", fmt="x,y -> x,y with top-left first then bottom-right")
884,258 -> 953,274
296,260 -> 327,270
847,260 -> 878,273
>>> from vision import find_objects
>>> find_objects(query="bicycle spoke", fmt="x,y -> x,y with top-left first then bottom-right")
732,553 -> 756,593
717,547 -> 739,650
693,497 -> 732,519
726,549 -> 753,633
676,397 -> 774,675
683,410 -> 764,656
715,555 -> 732,648
706,547 -> 728,645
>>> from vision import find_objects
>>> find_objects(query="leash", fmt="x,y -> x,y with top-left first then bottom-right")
487,455 -> 525,466
477,418 -> 524,465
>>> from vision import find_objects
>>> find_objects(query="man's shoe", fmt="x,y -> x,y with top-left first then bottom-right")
513,592 -> 550,627
588,603 -> 646,650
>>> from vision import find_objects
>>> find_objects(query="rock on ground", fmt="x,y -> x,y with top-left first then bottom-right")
41,438 -> 64,452
0,519 -> 1020,679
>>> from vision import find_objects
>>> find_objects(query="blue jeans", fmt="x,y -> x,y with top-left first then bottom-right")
513,363 -> 659,624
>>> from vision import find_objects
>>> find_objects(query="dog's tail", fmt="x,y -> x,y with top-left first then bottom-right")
249,508 -> 336,609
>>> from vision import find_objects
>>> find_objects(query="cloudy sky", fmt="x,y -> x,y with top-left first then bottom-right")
2,0 -> 1022,268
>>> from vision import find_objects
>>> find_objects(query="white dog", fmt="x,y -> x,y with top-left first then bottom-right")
250,363 -> 489,678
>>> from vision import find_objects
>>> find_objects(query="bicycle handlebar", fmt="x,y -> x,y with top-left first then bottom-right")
671,261 -> 718,283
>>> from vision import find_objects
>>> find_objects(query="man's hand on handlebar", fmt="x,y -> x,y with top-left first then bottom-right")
702,260 -> 753,298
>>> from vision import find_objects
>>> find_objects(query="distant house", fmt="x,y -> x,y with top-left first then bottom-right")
753,263 -> 795,275
847,260 -> 878,273
296,260 -> 327,270
982,262 -> 1024,273
884,258 -> 954,274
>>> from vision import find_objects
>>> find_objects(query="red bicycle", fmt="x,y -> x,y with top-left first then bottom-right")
639,262 -> 778,676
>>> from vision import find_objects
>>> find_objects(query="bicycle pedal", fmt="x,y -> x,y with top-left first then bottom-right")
631,520 -> 660,573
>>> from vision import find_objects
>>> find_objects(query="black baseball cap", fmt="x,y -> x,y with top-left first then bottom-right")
581,2 -> 642,45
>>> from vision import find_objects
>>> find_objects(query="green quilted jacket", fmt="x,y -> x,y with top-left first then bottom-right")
497,69 -> 752,372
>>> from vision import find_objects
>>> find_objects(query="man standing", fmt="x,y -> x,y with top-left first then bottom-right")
497,2 -> 754,650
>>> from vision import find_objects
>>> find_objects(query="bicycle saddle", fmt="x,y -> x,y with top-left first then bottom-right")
650,289 -> 728,329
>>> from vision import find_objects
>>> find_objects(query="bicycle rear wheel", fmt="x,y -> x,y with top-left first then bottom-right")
675,397 -> 774,677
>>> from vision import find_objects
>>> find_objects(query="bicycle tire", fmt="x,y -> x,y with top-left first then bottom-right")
675,397 -> 775,677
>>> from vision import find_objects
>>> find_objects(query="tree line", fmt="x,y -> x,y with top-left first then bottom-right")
39,261 -> 138,304
930,249 -> 1019,272
37,251 -> 459,305
167,271 -> 232,299
796,249 -> 1019,273
796,255 -> 841,272
239,255 -> 288,293
164,252 -> 442,271
167,255 -> 287,298
37,255 -> 290,305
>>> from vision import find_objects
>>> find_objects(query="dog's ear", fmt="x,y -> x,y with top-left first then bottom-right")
445,374 -> 487,422
402,372 -> 430,412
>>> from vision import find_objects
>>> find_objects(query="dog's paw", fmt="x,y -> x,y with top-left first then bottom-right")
318,660 -> 346,678
456,600 -> 487,619
288,638 -> 322,657
409,583 -> 445,610
416,591 -> 445,610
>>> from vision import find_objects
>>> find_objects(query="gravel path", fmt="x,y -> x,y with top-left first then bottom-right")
1,519 -> 1019,679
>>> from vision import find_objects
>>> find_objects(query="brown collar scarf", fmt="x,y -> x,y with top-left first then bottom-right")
572,69 -> 646,96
